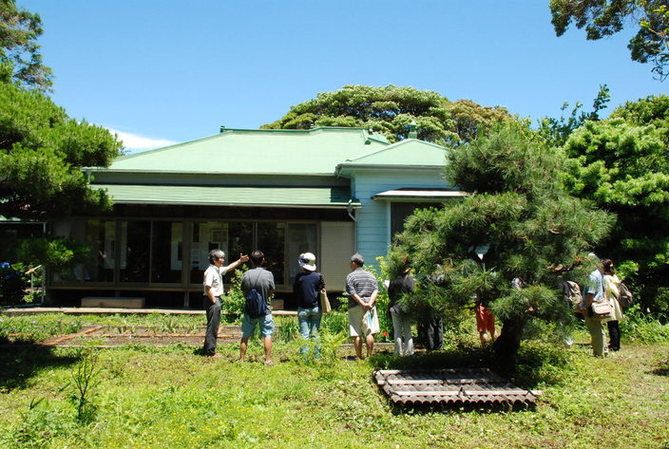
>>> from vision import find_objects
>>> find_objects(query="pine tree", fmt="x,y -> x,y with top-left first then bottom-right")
388,122 -> 613,369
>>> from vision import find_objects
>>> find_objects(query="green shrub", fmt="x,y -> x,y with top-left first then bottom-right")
69,347 -> 101,424
221,270 -> 245,321
1,399 -> 73,449
620,304 -> 669,344
0,262 -> 28,306
320,307 -> 349,336
273,316 -> 299,342
514,340 -> 572,387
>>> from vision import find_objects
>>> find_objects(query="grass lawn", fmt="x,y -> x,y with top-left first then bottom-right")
0,313 -> 668,449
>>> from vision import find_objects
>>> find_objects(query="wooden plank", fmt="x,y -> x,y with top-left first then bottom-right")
462,390 -> 533,396
381,378 -> 506,386
41,325 -> 103,346
393,390 -> 463,397
81,297 -> 145,308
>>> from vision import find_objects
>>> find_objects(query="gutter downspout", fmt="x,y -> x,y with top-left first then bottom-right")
346,199 -> 357,222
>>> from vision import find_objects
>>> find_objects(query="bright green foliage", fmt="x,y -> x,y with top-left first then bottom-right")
0,262 -> 26,305
0,82 -> 122,221
262,85 -> 511,144
0,0 -> 52,91
550,0 -> 669,79
611,91 -> 669,130
538,84 -> 611,147
388,122 -> 612,366
563,95 -> 669,311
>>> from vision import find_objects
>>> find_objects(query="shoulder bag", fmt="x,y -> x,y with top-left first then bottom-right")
319,274 -> 331,313
588,300 -> 612,319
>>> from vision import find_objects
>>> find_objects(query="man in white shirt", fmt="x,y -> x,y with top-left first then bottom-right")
582,259 -> 607,357
203,249 -> 248,357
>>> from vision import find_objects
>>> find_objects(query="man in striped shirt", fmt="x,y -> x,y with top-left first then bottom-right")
345,253 -> 379,359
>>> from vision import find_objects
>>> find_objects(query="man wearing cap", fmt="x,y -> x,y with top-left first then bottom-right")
293,252 -> 325,357
203,249 -> 248,358
345,253 -> 380,359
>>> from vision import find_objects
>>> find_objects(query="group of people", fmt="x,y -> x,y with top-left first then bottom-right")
202,249 -> 626,362
579,257 -> 625,357
201,249 -> 424,363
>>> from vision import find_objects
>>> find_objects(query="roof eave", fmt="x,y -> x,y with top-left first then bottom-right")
336,164 -> 444,176
110,200 -> 361,209
88,169 -> 338,177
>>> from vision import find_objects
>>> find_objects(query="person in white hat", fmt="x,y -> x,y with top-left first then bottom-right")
293,252 -> 325,357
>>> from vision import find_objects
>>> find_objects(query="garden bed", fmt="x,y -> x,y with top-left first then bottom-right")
39,324 -> 242,347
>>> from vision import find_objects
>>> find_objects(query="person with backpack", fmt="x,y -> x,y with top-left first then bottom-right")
293,252 -> 325,358
602,259 -> 624,352
239,250 -> 275,365
202,249 -> 249,358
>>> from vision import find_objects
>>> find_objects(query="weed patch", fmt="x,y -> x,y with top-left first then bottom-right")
0,313 -> 668,448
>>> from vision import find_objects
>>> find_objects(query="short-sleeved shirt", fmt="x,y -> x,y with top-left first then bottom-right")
241,267 -> 275,310
203,264 -> 230,297
294,271 -> 325,309
346,267 -> 378,309
581,268 -> 604,309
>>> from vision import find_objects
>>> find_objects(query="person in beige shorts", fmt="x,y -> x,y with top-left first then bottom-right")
345,253 -> 379,359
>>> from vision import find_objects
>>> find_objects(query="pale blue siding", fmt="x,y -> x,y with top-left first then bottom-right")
351,169 -> 452,268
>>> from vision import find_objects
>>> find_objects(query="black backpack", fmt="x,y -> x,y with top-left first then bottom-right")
245,288 -> 267,318
618,282 -> 634,308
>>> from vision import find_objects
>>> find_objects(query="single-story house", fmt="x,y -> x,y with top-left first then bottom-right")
48,126 -> 464,308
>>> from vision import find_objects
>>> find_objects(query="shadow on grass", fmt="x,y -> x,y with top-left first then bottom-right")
387,400 -> 537,415
0,337 -> 79,392
368,341 -> 570,389
652,361 -> 669,376
368,346 -> 491,372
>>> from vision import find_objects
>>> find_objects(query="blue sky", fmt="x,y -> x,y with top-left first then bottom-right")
21,0 -> 668,152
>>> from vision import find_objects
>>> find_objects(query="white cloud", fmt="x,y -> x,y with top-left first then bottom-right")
106,128 -> 176,153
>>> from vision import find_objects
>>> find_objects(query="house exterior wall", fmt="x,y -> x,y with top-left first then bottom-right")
350,168 -> 450,268
320,221 -> 355,291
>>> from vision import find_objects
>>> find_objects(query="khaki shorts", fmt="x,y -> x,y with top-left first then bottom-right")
348,305 -> 380,337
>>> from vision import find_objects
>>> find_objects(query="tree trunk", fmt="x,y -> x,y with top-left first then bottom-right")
493,316 -> 525,374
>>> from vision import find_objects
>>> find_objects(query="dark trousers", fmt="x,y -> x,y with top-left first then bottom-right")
607,320 -> 621,351
418,314 -> 444,351
203,297 -> 221,355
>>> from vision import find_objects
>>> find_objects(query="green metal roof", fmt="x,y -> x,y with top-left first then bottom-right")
338,139 -> 447,169
102,127 -> 389,176
94,184 -> 360,209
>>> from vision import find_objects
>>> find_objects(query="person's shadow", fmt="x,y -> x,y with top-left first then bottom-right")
0,337 -> 80,392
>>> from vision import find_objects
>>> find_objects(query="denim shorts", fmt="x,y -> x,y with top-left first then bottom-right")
241,313 -> 274,338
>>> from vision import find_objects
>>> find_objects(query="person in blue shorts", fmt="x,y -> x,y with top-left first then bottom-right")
239,250 -> 275,365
